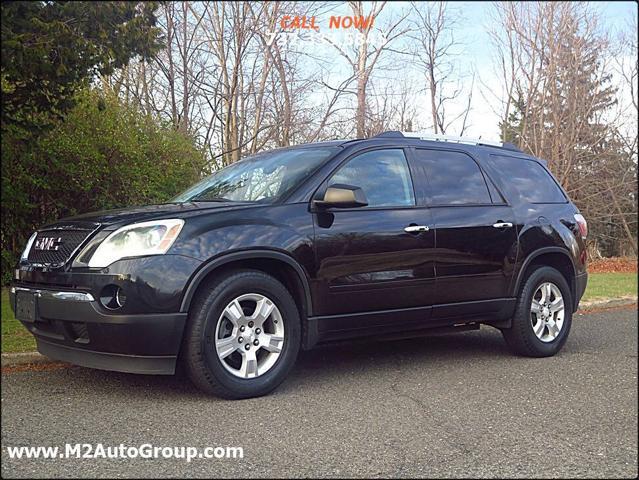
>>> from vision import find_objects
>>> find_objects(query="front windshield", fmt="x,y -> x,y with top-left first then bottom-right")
172,147 -> 338,204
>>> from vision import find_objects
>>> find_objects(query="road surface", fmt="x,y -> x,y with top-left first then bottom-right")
1,308 -> 637,478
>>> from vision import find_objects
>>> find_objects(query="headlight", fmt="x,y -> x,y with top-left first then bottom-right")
87,219 -> 184,268
20,232 -> 38,262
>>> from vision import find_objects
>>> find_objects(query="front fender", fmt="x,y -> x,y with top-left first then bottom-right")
178,248 -> 314,316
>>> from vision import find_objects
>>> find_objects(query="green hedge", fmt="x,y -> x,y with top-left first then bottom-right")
1,88 -> 205,284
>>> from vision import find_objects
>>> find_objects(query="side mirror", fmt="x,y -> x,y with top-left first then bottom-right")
314,184 -> 368,209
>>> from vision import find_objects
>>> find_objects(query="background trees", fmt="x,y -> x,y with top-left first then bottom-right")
1,1 -> 637,283
410,1 -> 473,135
1,87 -> 205,282
1,1 -> 162,129
1,1 -> 202,283
493,2 -> 637,257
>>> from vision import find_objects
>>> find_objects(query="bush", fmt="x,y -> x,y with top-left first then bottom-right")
1,88 -> 205,284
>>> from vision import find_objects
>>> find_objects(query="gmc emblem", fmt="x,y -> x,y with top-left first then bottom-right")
34,236 -> 63,251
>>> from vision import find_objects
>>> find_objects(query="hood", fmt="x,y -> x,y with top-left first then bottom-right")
43,202 -> 257,230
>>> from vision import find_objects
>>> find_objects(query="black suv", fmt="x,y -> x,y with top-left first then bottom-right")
10,131 -> 588,398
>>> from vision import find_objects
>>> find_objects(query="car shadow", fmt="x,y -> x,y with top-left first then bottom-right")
29,327 -> 514,401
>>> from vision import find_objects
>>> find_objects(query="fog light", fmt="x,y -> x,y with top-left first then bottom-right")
100,285 -> 126,310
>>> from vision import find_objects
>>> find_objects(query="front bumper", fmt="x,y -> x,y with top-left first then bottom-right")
9,286 -> 187,374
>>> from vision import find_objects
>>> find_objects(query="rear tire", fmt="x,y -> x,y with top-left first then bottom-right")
502,266 -> 572,357
184,270 -> 301,399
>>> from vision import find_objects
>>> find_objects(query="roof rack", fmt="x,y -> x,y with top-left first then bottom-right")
374,130 -> 522,152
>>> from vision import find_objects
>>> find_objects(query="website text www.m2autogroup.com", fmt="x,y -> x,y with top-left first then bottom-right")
4,443 -> 244,462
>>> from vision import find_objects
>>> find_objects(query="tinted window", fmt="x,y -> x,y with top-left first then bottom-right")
413,150 -> 491,204
488,155 -> 566,203
329,149 -> 415,207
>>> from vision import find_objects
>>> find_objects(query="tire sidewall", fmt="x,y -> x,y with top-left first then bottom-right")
197,273 -> 300,398
519,267 -> 573,355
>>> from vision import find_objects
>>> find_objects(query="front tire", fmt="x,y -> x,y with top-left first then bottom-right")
184,270 -> 301,399
502,266 -> 572,357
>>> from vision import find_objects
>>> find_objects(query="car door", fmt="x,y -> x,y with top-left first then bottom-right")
312,148 -> 436,322
408,148 -> 518,316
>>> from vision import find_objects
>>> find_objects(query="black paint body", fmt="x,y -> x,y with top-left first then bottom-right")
10,136 -> 588,374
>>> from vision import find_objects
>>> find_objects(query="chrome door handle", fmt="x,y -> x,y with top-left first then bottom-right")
492,222 -> 513,228
404,225 -> 430,233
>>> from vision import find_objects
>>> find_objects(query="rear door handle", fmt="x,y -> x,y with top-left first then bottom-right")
492,222 -> 513,228
404,225 -> 430,233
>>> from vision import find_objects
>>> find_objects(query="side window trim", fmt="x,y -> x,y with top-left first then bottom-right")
409,147 -> 502,207
320,147 -> 418,210
406,146 -> 432,207
484,171 -> 507,204
470,154 -> 513,206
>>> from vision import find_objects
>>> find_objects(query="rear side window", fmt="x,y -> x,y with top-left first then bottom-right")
488,155 -> 566,203
329,149 -> 415,207
413,149 -> 491,205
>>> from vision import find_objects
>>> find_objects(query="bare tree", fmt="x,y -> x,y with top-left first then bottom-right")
410,1 -> 471,134
200,2 -> 258,164
326,1 -> 410,138
491,1 -> 636,257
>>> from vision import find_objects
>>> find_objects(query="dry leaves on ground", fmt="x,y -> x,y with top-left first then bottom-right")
588,257 -> 637,273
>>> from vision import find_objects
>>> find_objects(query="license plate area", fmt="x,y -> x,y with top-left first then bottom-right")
15,291 -> 37,323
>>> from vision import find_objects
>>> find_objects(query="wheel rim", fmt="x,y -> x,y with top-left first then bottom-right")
530,282 -> 565,343
214,293 -> 285,379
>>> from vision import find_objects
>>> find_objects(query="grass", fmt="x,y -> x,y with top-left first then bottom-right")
0,272 -> 637,354
582,272 -> 637,302
2,288 -> 37,354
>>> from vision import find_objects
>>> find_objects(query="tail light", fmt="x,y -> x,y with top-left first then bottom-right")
574,213 -> 587,239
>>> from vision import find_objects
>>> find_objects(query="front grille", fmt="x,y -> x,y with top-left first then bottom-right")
27,229 -> 93,266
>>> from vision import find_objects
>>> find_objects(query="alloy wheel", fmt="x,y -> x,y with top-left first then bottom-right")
530,282 -> 565,343
214,293 -> 284,378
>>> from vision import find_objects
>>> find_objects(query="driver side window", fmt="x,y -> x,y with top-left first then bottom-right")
329,149 -> 415,207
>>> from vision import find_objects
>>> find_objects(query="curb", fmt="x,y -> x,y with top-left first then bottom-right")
577,296 -> 638,312
1,351 -> 51,368
2,297 -> 636,368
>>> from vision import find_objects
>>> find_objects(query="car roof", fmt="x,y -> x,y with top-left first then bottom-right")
290,131 -> 525,153
273,132 -> 544,164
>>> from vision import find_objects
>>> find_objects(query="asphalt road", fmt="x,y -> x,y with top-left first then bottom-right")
1,308 -> 637,479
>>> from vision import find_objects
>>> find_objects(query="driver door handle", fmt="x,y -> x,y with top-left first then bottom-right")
492,222 -> 513,228
404,225 -> 430,233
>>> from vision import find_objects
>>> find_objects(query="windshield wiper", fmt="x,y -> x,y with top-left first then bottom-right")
190,197 -> 234,202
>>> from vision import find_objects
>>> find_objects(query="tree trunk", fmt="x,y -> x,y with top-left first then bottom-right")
356,39 -> 369,138
428,63 -> 438,134
608,181 -> 639,255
